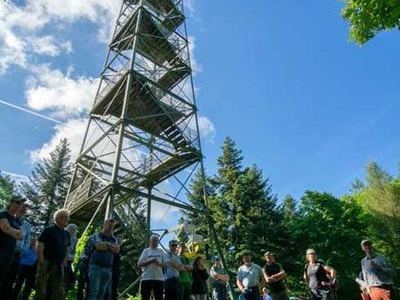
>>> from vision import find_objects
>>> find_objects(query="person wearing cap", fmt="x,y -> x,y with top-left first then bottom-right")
0,195 -> 24,292
262,251 -> 289,300
177,242 -> 193,300
303,248 -> 336,300
236,250 -> 263,300
164,239 -> 184,300
86,218 -> 120,300
360,239 -> 394,300
35,208 -> 71,300
210,256 -> 229,300
137,234 -> 165,300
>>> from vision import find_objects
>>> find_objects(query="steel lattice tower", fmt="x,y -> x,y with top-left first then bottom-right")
64,0 -> 225,295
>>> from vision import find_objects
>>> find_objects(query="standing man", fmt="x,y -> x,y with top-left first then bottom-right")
164,239 -> 184,300
262,251 -> 289,300
35,209 -> 71,300
0,195 -> 24,293
86,219 -> 120,300
360,239 -> 394,300
236,250 -> 263,300
137,234 -> 165,300
178,242 -> 193,300
210,256 -> 229,300
3,200 -> 32,299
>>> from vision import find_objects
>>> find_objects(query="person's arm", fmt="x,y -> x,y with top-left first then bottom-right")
37,241 -> 45,264
372,256 -> 393,276
236,277 -> 245,293
137,250 -> 158,268
108,241 -> 120,254
324,265 -> 336,280
0,218 -> 23,240
303,265 -> 309,285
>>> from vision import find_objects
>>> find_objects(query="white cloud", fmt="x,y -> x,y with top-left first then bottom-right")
188,35 -> 202,75
0,0 -> 120,73
198,115 -> 216,139
30,118 -> 87,161
26,66 -> 98,119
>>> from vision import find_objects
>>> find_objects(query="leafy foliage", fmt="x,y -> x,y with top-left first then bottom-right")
0,174 -> 16,208
342,0 -> 400,44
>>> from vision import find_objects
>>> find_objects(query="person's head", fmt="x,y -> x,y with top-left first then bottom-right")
178,242 -> 186,255
193,256 -> 203,269
6,195 -> 26,214
264,251 -> 276,264
65,223 -> 78,237
53,209 -> 70,229
149,234 -> 159,248
16,201 -> 29,218
361,239 -> 373,256
262,287 -> 268,294
29,236 -> 38,249
213,256 -> 221,267
241,250 -> 253,264
306,248 -> 317,263
169,240 -> 178,253
102,219 -> 117,235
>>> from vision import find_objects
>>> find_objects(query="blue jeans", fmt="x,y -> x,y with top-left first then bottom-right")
88,264 -> 112,300
212,284 -> 228,300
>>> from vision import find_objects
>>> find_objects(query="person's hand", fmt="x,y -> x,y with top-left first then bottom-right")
239,286 -> 246,293
15,229 -> 24,240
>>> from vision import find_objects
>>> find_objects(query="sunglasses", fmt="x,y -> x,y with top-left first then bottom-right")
171,244 -> 178,247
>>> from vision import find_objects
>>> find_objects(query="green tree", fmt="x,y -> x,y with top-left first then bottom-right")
0,174 -> 16,208
23,139 -> 72,230
342,0 -> 400,44
289,191 -> 366,299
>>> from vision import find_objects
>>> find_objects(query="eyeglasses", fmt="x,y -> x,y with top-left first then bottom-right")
171,244 -> 178,247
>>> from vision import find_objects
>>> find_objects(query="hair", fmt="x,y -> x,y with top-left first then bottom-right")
66,223 -> 77,232
53,209 -> 70,222
306,249 -> 317,263
193,256 -> 202,271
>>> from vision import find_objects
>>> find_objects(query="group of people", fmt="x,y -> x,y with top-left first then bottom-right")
0,194 -> 396,300
137,234 -> 229,300
138,235 -> 395,300
0,195 -> 121,300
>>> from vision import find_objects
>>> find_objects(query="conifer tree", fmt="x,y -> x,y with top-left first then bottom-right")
22,139 -> 72,229
0,174 -> 16,208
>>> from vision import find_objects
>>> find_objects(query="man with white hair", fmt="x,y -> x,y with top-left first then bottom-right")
137,234 -> 165,300
35,209 -> 71,300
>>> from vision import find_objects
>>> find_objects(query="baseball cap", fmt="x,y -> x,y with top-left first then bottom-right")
264,251 -> 275,257
360,239 -> 372,246
169,239 -> 178,246
306,248 -> 316,255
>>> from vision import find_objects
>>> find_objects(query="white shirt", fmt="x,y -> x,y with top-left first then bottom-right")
138,247 -> 165,281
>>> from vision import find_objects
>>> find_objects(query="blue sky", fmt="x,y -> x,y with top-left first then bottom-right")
1,0 -> 399,204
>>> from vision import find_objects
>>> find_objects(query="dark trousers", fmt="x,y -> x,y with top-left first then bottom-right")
140,280 -> 164,300
0,251 -> 14,294
0,252 -> 19,299
212,283 -> 228,300
35,260 -> 65,300
243,286 -> 259,300
164,277 -> 181,300
12,264 -> 37,300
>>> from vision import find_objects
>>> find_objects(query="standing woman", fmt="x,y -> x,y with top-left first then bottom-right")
303,249 -> 336,300
192,256 -> 209,300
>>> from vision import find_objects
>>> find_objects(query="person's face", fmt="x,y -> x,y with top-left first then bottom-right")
18,204 -> 28,216
196,258 -> 202,266
8,202 -> 21,213
103,220 -> 116,232
150,236 -> 159,247
362,243 -> 373,254
215,259 -> 221,267
170,242 -> 178,253
243,254 -> 252,263
56,214 -> 69,228
265,254 -> 275,263
308,252 -> 317,263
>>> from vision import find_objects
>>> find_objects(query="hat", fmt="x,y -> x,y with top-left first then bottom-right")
264,251 -> 275,257
9,195 -> 27,204
361,239 -> 372,246
306,248 -> 316,255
